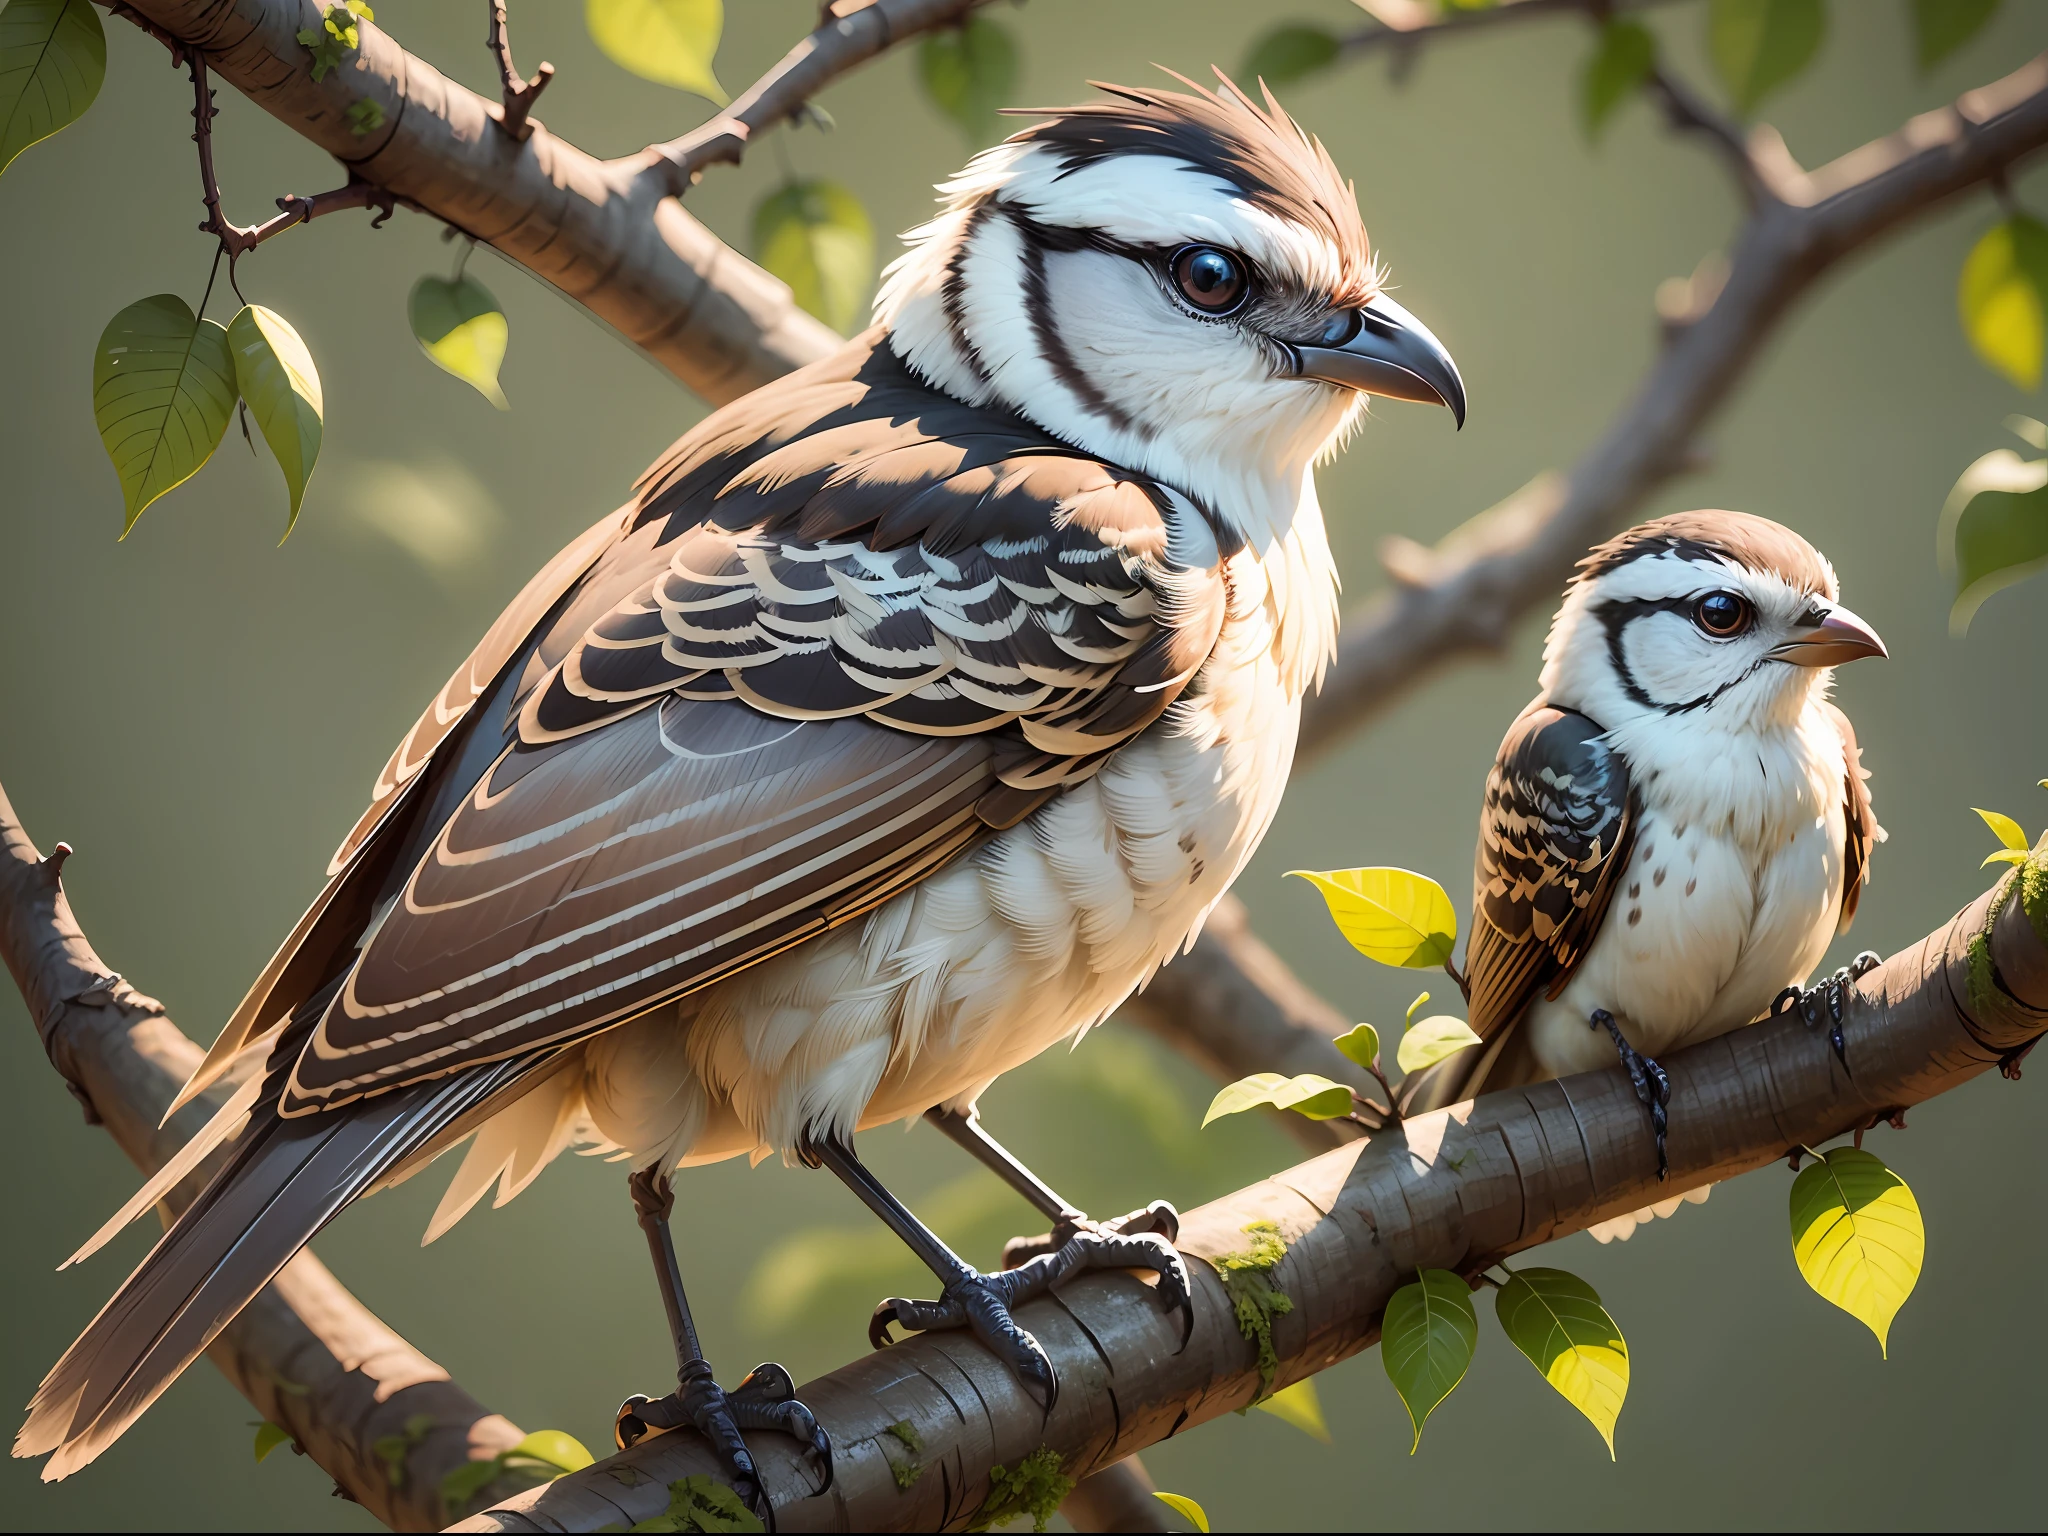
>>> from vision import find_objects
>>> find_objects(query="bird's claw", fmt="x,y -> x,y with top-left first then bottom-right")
614,1358 -> 832,1525
1770,950 -> 1878,1075
1591,1009 -> 1671,1180
1000,1199 -> 1180,1267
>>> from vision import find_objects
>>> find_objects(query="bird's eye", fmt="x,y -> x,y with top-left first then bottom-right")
1171,245 -> 1248,315
1693,591 -> 1752,637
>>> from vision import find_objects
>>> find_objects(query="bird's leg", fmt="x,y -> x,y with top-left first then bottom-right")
805,1131 -> 1192,1411
1589,1009 -> 1671,1180
613,1167 -> 831,1526
922,1106 -> 1179,1267
1770,950 -> 1881,1074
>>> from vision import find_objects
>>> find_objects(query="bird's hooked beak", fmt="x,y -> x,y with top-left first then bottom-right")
1282,292 -> 1467,428
1767,602 -> 1888,667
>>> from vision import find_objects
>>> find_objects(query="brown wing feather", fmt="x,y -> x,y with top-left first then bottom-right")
1825,701 -> 1880,933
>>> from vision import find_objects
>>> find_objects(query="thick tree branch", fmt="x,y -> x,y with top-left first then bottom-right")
455,863 -> 2048,1533
0,784 -> 541,1530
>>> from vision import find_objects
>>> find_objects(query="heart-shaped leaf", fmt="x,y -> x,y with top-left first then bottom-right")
409,273 -> 510,409
1911,0 -> 1999,73
1287,867 -> 1456,969
753,179 -> 875,335
1789,1146 -> 1923,1357
1960,215 -> 2048,390
1201,1071 -> 1353,1127
1,0 -> 104,176
918,14 -> 1016,147
92,294 -> 237,535
1707,0 -> 1825,115
227,304 -> 324,538
1381,1269 -> 1477,1452
1333,1022 -> 1380,1070
1495,1267 -> 1629,1457
1242,24 -> 1340,89
1397,1016 -> 1484,1075
586,0 -> 723,102
1152,1492 -> 1210,1533
1938,444 -> 2048,634
1253,1376 -> 1330,1442
1580,17 -> 1655,141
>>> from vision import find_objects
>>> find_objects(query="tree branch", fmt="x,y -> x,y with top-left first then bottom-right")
453,859 -> 2048,1532
485,0 -> 552,144
0,785 -> 539,1530
1339,0 -> 1687,61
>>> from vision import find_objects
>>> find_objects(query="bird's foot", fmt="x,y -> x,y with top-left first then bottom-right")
1000,1198 -> 1180,1267
869,1227 -> 1194,1409
1770,950 -> 1880,1074
615,1360 -> 831,1525
1590,1009 -> 1671,1180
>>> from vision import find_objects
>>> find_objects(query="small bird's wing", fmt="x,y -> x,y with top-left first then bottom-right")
1826,701 -> 1881,933
1410,704 -> 1635,1110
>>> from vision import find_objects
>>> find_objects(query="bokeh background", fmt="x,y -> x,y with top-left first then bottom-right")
4,0 -> 2047,1528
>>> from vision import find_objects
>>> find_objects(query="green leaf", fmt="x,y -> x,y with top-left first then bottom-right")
1286,867 -> 1456,969
1976,807 -> 2030,852
506,1430 -> 593,1474
296,2 -> 370,83
1495,1267 -> 1629,1457
345,96 -> 383,136
438,1458 -> 504,1515
1333,1022 -> 1380,1070
252,1421 -> 292,1462
752,179 -> 875,335
1580,18 -> 1656,141
0,0 -> 103,176
1152,1492 -> 1210,1534
1707,0 -> 1825,114
917,15 -> 1016,147
586,0 -> 724,102
1397,1016 -> 1484,1075
1959,215 -> 2048,390
227,304 -> 324,538
1202,1071 -> 1353,1127
1789,1146 -> 1923,1357
1381,1269 -> 1478,1452
1253,1376 -> 1330,1442
1242,24 -> 1341,88
409,273 -> 510,409
1911,0 -> 1998,71
92,294 -> 237,536
1937,445 -> 2048,634
631,1475 -> 763,1533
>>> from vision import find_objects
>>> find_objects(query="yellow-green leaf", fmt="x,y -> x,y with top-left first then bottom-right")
1152,1492 -> 1210,1533
1959,215 -> 2048,390
0,0 -> 103,175
1937,444 -> 2048,634
586,0 -> 723,102
92,294 -> 237,536
752,179 -> 874,335
1707,0 -> 1825,115
1242,23 -> 1340,89
1983,849 -> 2030,868
1495,1267 -> 1628,1457
1253,1376 -> 1330,1442
1911,0 -> 1998,72
1580,17 -> 1655,141
252,1421 -> 292,1462
1381,1269 -> 1477,1452
1975,807 -> 2030,852
917,14 -> 1016,147
1789,1146 -> 1923,1357
504,1429 -> 592,1474
1287,867 -> 1456,969
227,304 -> 323,538
1202,1071 -> 1353,1127
409,273 -> 510,409
1397,1016 -> 1484,1075
1333,1022 -> 1380,1070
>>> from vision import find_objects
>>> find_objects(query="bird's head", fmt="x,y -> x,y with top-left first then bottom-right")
1540,510 -> 1886,739
877,74 -> 1464,550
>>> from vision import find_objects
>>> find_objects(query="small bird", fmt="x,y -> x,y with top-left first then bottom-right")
1410,511 -> 1884,1233
19,78 -> 1465,1513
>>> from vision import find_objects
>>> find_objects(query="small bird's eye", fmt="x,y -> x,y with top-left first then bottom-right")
1317,310 -> 1362,347
1693,591 -> 1752,637
1171,246 -> 1248,315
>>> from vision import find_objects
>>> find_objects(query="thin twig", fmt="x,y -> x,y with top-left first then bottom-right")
1337,0 -> 1687,61
485,0 -> 552,142
1645,62 -> 1769,204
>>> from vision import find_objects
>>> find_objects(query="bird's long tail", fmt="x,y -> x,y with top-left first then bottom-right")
15,1056 -> 532,1480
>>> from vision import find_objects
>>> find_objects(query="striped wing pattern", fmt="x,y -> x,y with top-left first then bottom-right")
1826,701 -> 1880,933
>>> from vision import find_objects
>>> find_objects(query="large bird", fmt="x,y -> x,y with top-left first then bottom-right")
1410,511 -> 1885,1236
18,79 -> 1464,1513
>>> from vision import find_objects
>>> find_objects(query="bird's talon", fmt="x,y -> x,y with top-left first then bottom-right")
614,1364 -> 818,1521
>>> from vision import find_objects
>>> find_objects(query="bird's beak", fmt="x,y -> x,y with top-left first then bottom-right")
1284,292 -> 1467,428
1767,602 -> 1888,667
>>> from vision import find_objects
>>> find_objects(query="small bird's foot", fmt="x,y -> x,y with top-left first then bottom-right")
615,1360 -> 831,1524
869,1228 -> 1194,1408
1590,1009 -> 1671,1180
1000,1198 -> 1180,1267
1771,950 -> 1880,1074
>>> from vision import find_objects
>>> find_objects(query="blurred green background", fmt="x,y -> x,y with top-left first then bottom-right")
4,0 -> 2047,1529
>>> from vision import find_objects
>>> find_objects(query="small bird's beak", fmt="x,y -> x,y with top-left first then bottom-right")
1767,602 -> 1888,667
1284,293 -> 1467,428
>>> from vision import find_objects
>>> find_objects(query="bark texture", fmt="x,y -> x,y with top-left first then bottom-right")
452,868 -> 2048,1532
